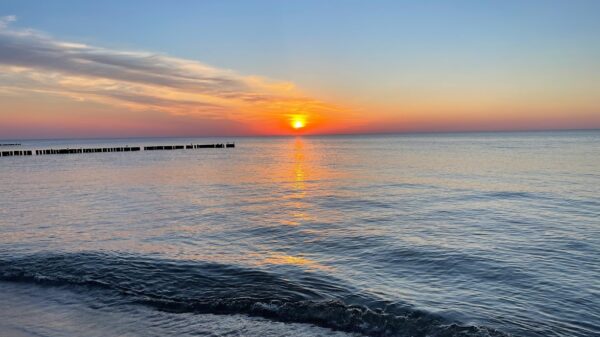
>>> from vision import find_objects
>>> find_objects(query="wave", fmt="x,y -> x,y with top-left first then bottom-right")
0,251 -> 508,337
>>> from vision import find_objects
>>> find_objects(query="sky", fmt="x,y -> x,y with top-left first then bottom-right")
0,0 -> 599,138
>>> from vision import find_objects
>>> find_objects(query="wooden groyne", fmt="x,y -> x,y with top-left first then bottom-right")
0,143 -> 234,157
0,143 -> 21,146
36,146 -> 141,155
1,150 -> 33,157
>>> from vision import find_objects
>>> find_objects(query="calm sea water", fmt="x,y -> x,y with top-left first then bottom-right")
0,131 -> 598,337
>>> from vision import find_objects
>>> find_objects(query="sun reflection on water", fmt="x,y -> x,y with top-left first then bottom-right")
260,253 -> 333,272
285,137 -> 315,225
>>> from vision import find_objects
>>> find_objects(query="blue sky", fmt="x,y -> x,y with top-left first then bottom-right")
3,1 -> 598,79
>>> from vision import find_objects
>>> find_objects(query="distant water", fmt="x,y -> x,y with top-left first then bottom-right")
0,131 -> 598,337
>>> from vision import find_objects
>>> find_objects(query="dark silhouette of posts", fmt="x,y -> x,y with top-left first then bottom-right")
2,143 -> 234,158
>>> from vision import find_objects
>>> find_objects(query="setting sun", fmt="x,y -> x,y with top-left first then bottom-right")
291,116 -> 306,130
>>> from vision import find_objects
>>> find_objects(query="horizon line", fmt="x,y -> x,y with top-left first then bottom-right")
2,127 -> 599,142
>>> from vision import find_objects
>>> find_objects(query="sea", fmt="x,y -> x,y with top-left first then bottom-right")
0,131 -> 598,337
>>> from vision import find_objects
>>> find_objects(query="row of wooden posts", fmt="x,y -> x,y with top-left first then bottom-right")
0,143 -> 235,157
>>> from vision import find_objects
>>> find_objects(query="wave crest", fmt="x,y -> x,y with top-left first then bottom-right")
0,251 -> 507,337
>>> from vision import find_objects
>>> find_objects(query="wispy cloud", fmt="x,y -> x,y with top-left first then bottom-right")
0,16 -> 342,135
0,15 -> 16,29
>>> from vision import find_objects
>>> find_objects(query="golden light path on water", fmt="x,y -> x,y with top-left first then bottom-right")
255,137 -> 331,272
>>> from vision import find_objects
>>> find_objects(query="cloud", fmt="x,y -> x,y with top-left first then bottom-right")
0,17 -> 342,134
0,15 -> 16,29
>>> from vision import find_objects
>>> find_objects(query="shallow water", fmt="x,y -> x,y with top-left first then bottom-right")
1,131 -> 599,337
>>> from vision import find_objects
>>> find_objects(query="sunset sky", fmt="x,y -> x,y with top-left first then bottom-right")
1,0 -> 599,138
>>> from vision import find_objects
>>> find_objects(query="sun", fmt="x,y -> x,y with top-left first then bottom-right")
288,114 -> 308,131
290,115 -> 307,130
292,120 -> 305,129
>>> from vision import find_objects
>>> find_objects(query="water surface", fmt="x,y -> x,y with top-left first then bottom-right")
1,131 -> 599,337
